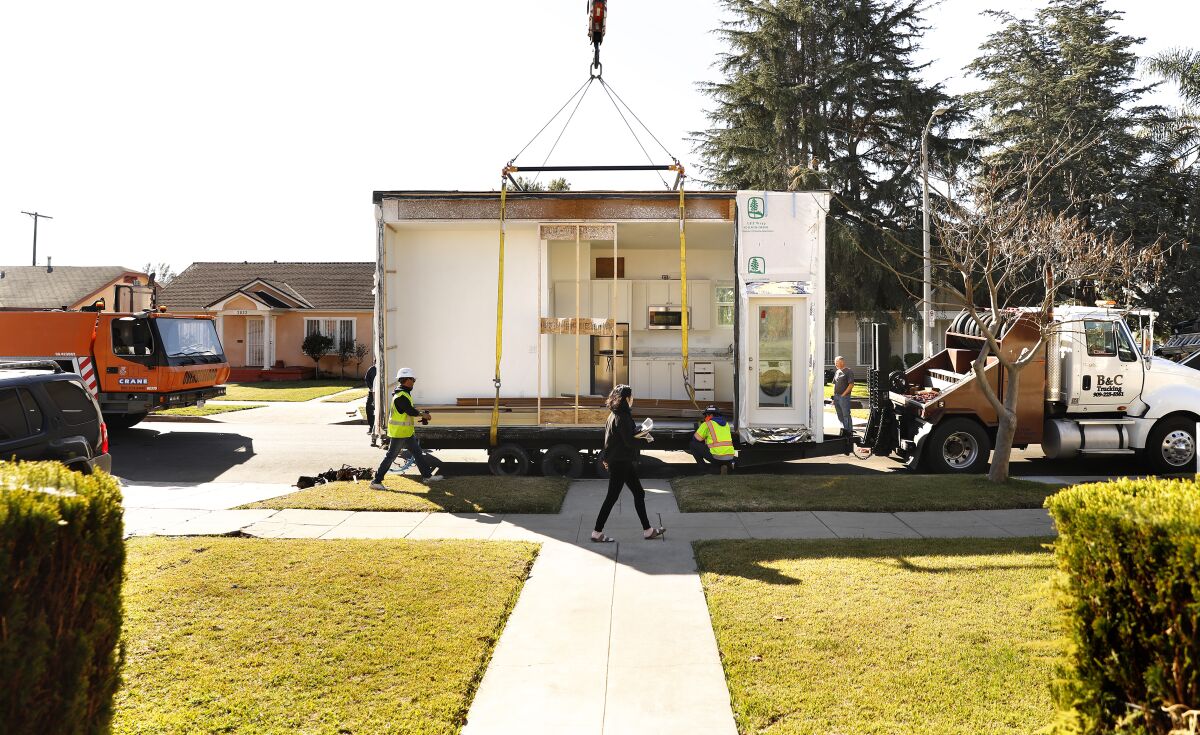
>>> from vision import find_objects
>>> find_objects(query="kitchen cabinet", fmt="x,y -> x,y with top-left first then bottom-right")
644,280 -> 669,307
590,279 -> 631,323
687,280 -> 711,330
648,361 -> 671,399
631,281 -> 647,330
553,281 -> 591,319
630,359 -> 652,394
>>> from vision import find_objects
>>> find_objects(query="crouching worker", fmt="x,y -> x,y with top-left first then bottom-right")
370,367 -> 444,489
690,405 -> 737,474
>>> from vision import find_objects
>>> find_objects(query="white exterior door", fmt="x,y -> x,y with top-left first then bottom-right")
747,297 -> 808,425
246,317 -> 264,368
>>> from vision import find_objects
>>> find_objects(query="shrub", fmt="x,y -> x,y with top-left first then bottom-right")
301,333 -> 334,378
887,354 -> 904,374
1045,476 -> 1200,734
903,352 -> 923,368
0,461 -> 125,734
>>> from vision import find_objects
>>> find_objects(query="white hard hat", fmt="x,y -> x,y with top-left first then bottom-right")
396,367 -> 416,381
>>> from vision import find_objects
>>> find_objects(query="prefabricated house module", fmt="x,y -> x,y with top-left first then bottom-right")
372,189 -> 849,476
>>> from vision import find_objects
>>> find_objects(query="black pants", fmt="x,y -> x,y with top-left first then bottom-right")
594,460 -> 651,532
365,391 -> 375,434
373,435 -> 437,482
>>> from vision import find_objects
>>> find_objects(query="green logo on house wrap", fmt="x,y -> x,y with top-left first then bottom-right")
748,256 -> 766,274
747,196 -> 765,219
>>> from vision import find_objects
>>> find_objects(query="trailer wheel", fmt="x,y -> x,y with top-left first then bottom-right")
487,444 -> 531,477
1144,416 -> 1197,475
924,418 -> 991,474
542,444 -> 585,479
105,412 -> 148,431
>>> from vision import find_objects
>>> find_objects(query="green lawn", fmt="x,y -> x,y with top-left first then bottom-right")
321,387 -> 370,403
823,381 -> 870,399
221,380 -> 359,402
114,537 -> 537,735
695,537 -> 1058,734
673,474 -> 1062,512
158,403 -> 265,417
241,476 -> 570,513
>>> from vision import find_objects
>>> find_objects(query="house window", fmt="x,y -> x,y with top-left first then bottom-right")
715,283 -> 735,328
857,321 -> 874,367
305,318 -> 356,352
824,318 -> 836,366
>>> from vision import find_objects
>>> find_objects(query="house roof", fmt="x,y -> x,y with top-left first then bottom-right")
161,262 -> 374,310
0,265 -> 141,309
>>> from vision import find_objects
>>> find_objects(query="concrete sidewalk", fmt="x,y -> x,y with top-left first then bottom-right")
121,479 -> 1056,735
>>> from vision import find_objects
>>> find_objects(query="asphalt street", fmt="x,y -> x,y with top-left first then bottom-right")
109,415 -> 1148,485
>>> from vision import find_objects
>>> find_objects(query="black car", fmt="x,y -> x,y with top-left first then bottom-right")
0,361 -> 111,474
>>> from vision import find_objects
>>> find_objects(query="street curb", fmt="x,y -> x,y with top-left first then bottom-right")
143,415 -> 219,424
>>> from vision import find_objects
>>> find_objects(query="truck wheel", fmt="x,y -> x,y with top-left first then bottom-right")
924,418 -> 991,474
542,444 -> 585,479
1144,416 -> 1197,475
487,444 -> 531,477
105,412 -> 148,431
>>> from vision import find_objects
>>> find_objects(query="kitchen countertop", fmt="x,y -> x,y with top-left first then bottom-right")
631,350 -> 734,360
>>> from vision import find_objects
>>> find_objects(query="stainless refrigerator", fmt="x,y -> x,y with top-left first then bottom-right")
591,323 -> 629,395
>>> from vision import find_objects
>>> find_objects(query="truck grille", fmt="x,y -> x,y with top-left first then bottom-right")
183,369 -> 219,385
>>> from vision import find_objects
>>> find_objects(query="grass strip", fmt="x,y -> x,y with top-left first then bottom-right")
673,474 -> 1062,512
114,537 -> 538,735
241,475 -> 570,513
157,403 -> 265,417
823,382 -> 871,399
695,537 -> 1058,734
321,388 -> 370,402
221,380 -> 359,402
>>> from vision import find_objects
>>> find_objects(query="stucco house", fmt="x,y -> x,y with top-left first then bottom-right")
0,264 -> 154,312
161,262 -> 375,381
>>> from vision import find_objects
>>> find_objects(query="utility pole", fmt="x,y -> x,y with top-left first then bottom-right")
21,211 -> 53,267
920,107 -> 948,358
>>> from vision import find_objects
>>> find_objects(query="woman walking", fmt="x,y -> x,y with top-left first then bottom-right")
591,384 -> 666,542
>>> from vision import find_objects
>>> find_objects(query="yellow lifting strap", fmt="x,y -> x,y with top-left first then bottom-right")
678,184 -> 698,408
490,178 -> 508,447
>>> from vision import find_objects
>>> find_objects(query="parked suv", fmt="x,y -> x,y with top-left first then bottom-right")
0,361 -> 111,474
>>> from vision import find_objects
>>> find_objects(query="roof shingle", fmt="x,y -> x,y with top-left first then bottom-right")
161,262 -> 374,310
0,265 -> 139,309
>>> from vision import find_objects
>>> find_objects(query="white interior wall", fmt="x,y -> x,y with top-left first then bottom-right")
382,222 -> 548,404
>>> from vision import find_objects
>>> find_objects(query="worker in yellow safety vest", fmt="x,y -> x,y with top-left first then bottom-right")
690,405 -> 737,474
370,367 -> 443,488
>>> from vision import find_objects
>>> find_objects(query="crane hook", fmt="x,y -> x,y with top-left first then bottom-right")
588,0 -> 607,75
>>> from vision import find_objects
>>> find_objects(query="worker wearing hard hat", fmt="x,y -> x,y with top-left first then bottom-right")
370,367 -> 444,488
690,405 -> 737,474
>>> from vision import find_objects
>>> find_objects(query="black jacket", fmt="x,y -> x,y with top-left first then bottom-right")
601,405 -> 640,463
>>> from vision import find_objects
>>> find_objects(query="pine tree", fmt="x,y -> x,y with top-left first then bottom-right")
967,0 -> 1159,228
694,0 -> 962,314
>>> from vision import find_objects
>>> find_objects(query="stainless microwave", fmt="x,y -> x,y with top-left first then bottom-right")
648,306 -> 690,330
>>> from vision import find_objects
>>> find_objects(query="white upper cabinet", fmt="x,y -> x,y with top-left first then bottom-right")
590,280 -> 632,323
553,281 -> 591,318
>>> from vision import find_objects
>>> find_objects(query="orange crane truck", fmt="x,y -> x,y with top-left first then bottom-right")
0,310 -> 229,429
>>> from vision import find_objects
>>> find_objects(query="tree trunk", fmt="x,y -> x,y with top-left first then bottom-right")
987,363 -> 1023,483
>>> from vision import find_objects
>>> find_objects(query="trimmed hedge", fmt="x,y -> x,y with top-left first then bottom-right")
1046,476 -> 1199,734
1,461 -> 125,735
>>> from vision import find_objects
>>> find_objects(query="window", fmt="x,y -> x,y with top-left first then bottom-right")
305,318 -> 356,352
715,283 -> 735,328
857,321 -> 874,367
44,381 -> 98,427
0,389 -> 32,441
824,318 -> 836,366
112,318 -> 155,356
1084,320 -> 1117,357
157,319 -> 223,358
1115,322 -> 1139,363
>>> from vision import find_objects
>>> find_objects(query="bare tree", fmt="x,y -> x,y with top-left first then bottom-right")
352,341 -> 370,378
141,262 -> 177,286
859,146 -> 1166,482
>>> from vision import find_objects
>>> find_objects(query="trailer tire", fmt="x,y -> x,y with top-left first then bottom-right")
924,418 -> 991,474
487,444 -> 531,477
105,412 -> 148,431
542,444 -> 585,479
1143,416 -> 1197,475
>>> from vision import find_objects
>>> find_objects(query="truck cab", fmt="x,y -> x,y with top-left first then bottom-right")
879,307 -> 1199,475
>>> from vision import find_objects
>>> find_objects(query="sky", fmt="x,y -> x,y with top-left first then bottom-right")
1,0 -> 1196,275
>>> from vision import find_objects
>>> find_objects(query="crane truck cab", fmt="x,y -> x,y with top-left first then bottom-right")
880,307 -> 1199,475
0,310 -> 230,429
